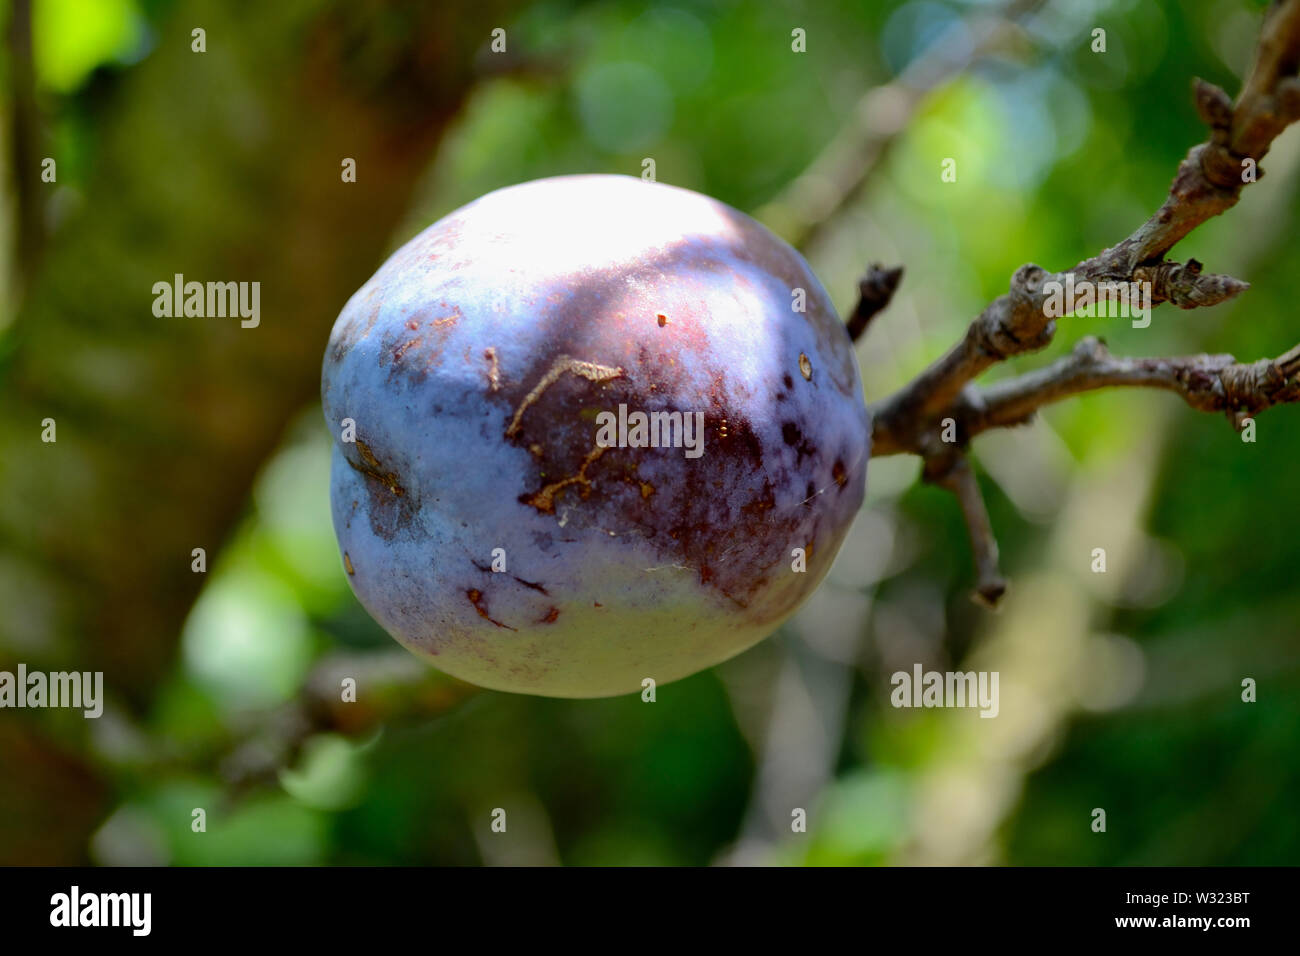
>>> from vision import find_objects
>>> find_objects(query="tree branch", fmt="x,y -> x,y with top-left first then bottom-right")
871,4 -> 1300,444
955,336 -> 1300,438
859,0 -> 1300,603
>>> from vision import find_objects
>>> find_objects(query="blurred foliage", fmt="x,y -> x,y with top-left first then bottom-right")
32,0 -> 148,93
4,0 -> 1298,865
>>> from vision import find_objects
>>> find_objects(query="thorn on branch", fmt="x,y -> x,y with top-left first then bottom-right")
846,264 -> 904,342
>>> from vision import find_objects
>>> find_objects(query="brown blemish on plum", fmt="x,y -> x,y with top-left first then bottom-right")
799,352 -> 813,380
832,458 -> 847,488
343,552 -> 355,575
513,575 -> 549,595
467,589 -> 517,631
467,561 -> 548,597
393,336 -> 423,364
657,312 -> 668,327
484,347 -> 500,392
368,305 -> 464,386
522,445 -> 607,514
352,440 -> 405,497
505,354 -> 624,439
344,440 -> 415,540
539,606 -> 560,624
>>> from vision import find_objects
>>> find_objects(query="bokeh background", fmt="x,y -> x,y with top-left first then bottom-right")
1,0 -> 1297,865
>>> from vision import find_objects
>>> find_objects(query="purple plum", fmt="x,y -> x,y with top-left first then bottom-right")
322,175 -> 869,697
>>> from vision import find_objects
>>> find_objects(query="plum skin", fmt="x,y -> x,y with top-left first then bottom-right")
322,174 -> 869,698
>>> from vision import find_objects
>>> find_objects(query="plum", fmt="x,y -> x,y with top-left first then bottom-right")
322,174 -> 869,697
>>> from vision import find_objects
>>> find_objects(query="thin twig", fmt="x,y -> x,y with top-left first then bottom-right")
924,454 -> 1007,606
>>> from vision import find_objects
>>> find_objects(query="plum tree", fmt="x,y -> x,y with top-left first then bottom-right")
322,175 -> 869,697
